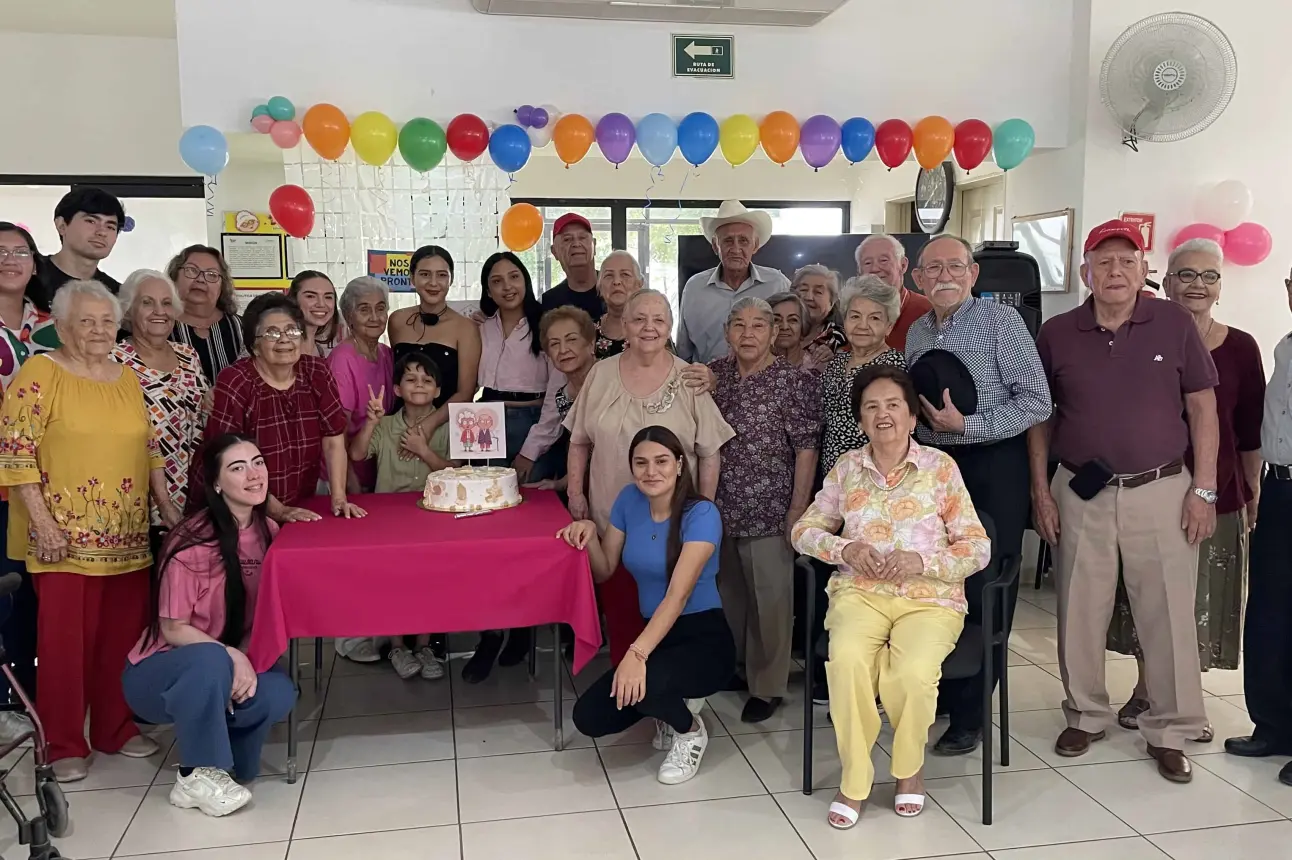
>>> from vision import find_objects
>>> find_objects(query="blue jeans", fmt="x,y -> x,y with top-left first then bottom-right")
122,642 -> 297,780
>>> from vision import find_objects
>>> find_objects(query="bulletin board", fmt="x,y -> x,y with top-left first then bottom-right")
220,210 -> 290,290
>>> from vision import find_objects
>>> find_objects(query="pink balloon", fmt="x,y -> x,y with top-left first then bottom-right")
1224,222 -> 1273,267
250,114 -> 274,134
270,120 -> 303,149
1171,223 -> 1226,250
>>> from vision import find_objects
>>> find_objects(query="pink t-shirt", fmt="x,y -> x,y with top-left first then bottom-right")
127,519 -> 279,664
326,341 -> 394,489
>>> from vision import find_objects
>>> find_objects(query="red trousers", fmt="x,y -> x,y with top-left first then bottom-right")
598,565 -> 645,666
33,569 -> 149,762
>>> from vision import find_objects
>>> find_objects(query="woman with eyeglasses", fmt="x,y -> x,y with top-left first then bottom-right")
167,245 -> 244,384
1106,238 -> 1265,739
188,293 -> 364,524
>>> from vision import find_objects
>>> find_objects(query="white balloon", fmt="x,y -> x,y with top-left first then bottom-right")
1197,180 -> 1253,231
528,125 -> 554,147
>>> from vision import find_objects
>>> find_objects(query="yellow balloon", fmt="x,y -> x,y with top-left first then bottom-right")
719,114 -> 760,166
351,111 -> 398,166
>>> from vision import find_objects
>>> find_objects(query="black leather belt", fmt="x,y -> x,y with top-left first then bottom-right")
1061,459 -> 1184,489
1268,463 -> 1292,481
481,387 -> 543,404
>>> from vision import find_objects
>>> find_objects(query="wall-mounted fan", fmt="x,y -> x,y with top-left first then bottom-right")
1100,12 -> 1238,151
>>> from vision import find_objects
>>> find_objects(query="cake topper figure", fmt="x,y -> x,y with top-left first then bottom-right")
448,402 -> 507,460
456,407 -> 477,453
476,410 -> 496,453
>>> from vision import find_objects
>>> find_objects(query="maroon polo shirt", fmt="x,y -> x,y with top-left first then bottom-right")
1036,295 -> 1217,474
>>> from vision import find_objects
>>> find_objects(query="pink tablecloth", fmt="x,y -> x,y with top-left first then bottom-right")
246,489 -> 602,673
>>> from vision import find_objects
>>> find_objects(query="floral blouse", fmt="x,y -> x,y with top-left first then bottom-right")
0,300 -> 59,395
112,340 -> 209,524
819,348 -> 906,479
791,440 -> 991,613
0,355 -> 164,575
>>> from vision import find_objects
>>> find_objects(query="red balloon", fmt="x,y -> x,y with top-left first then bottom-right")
953,119 -> 993,171
269,184 -> 315,239
446,114 -> 490,162
875,119 -> 913,169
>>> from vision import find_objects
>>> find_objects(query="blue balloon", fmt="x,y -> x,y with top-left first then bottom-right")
993,118 -> 1035,171
840,117 -> 876,164
636,113 -> 677,167
488,123 -> 532,174
677,112 -> 719,167
178,125 -> 229,176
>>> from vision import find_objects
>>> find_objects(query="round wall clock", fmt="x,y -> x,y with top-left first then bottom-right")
914,161 -> 956,234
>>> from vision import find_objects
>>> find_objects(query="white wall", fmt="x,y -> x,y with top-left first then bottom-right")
0,32 -> 186,175
175,0 -> 1073,147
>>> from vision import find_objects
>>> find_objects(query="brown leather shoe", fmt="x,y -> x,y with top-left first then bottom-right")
1147,744 -> 1193,783
1055,727 -> 1106,757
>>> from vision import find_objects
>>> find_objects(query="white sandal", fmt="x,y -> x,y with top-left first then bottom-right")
894,793 -> 925,817
828,800 -> 861,830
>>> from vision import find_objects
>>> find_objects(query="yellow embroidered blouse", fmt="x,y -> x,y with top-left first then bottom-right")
791,440 -> 991,613
0,355 -> 164,575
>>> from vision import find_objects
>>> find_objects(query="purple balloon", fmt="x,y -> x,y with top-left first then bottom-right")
596,112 -> 636,165
515,105 -> 535,127
800,115 -> 842,170
530,107 -> 549,129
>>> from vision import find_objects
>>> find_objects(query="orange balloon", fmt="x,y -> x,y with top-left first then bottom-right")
302,103 -> 350,161
759,111 -> 801,165
912,115 -> 956,170
552,114 -> 594,166
500,203 -> 544,252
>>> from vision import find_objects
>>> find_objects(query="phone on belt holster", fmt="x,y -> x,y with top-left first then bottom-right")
1068,460 -> 1115,501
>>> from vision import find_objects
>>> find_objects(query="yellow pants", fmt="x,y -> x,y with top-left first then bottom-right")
825,589 -> 964,800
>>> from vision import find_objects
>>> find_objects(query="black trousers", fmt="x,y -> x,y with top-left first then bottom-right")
573,608 -> 735,735
0,499 -> 37,708
1242,472 -> 1292,744
935,432 -> 1030,732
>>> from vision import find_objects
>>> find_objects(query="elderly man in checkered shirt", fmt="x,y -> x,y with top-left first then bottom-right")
904,233 -> 1052,757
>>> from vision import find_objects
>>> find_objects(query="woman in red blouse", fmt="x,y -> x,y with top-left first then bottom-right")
189,293 -> 365,523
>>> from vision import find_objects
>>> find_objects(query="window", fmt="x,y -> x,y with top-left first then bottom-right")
517,205 -> 613,294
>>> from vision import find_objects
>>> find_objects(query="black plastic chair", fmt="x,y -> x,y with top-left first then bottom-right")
799,512 -> 1018,826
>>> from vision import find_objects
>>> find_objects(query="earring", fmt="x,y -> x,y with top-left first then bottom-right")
215,486 -> 222,494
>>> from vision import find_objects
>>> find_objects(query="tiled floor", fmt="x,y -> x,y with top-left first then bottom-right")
2,571 -> 1289,859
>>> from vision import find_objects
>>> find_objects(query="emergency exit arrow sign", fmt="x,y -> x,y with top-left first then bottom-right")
673,35 -> 734,78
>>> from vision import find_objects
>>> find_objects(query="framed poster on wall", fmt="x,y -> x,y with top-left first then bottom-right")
221,210 -> 290,289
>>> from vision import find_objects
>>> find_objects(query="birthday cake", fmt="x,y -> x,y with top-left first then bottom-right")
422,466 -> 521,513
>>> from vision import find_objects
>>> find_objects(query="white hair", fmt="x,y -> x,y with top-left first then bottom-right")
117,269 -> 181,332
791,264 -> 841,301
855,233 -> 906,268
599,250 -> 643,282
725,296 -> 773,328
1168,238 -> 1224,271
624,287 -> 673,326
51,279 -> 122,326
841,274 -> 901,326
339,276 -> 389,324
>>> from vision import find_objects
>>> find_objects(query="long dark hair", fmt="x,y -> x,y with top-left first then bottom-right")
628,426 -> 711,577
480,251 -> 543,355
288,270 -> 340,346
0,222 -> 49,312
411,245 -> 455,282
144,433 -> 274,649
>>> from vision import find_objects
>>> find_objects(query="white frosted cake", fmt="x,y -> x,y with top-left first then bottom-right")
422,466 -> 521,513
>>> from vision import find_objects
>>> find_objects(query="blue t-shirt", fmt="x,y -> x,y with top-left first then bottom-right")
610,484 -> 723,619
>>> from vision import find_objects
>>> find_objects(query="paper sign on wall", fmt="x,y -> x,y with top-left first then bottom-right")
448,402 -> 506,461
1119,212 -> 1156,253
367,250 -> 414,292
221,211 -> 290,289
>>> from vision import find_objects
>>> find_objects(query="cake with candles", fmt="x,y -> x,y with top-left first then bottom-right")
421,466 -> 521,513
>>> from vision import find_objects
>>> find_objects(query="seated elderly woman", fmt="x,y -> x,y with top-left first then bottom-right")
0,280 -> 181,782
113,269 -> 210,556
709,296 -> 821,723
793,264 -> 845,371
792,364 -> 990,829
326,277 -> 393,494
190,292 -> 364,523
564,288 -> 734,665
123,434 -> 296,818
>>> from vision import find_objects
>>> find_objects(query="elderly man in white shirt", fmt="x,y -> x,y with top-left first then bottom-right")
677,201 -> 790,364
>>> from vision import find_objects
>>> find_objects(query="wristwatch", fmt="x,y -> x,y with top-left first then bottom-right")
1192,486 -> 1218,504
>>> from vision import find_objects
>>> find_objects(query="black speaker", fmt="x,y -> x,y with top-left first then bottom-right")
973,240 -> 1042,339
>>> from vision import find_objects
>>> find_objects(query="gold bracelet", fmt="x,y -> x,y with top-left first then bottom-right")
629,643 -> 649,662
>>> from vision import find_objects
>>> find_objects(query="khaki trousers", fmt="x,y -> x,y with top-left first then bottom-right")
825,589 -> 963,800
718,535 -> 794,699
1052,466 -> 1208,749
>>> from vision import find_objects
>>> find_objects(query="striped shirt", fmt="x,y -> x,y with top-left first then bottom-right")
171,315 -> 245,385
905,298 -> 1051,446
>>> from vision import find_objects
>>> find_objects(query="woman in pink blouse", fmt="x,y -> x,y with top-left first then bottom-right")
326,277 -> 394,493
792,364 -> 990,830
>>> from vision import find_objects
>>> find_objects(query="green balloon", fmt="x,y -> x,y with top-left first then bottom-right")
399,117 -> 448,172
251,104 -> 271,119
267,96 -> 295,122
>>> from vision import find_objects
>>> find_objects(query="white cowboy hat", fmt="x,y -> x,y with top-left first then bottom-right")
701,200 -> 773,246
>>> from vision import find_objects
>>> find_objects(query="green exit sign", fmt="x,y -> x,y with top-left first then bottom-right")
672,35 -> 734,79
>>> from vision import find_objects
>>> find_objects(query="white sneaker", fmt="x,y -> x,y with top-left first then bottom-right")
335,637 -> 381,663
658,715 -> 709,785
652,720 -> 674,751
416,646 -> 445,680
169,767 -> 252,817
0,711 -> 33,745
390,647 -> 420,680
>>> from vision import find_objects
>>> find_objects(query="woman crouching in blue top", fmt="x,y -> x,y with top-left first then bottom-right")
562,425 -> 735,785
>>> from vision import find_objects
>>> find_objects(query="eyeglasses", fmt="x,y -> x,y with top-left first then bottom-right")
258,326 -> 304,342
0,248 -> 33,262
1169,268 -> 1221,285
180,265 -> 222,284
919,262 -> 969,279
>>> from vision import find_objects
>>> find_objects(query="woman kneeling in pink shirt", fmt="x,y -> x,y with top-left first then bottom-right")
122,433 -> 296,817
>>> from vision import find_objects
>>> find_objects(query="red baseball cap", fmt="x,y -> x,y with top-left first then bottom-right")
553,213 -> 591,236
1084,219 -> 1145,254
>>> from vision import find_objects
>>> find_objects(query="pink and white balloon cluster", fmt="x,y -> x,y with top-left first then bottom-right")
1172,181 -> 1272,267
250,96 -> 304,150
512,104 -> 561,147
